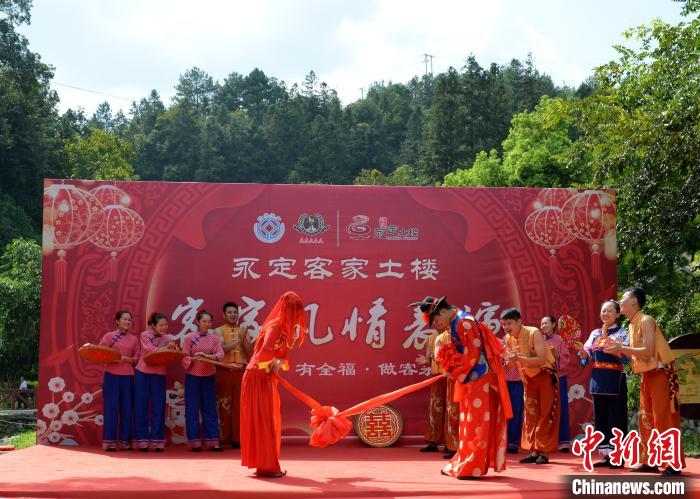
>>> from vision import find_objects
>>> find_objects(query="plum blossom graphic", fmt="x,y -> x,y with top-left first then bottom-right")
568,383 -> 592,404
38,375 -> 103,446
42,403 -> 60,419
61,410 -> 80,426
36,419 -> 47,435
48,377 -> 65,393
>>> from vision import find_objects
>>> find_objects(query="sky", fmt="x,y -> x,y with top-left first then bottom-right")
19,0 -> 686,116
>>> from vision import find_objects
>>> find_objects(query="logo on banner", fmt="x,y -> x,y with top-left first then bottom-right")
374,217 -> 419,241
254,213 -> 285,243
346,215 -> 372,240
294,213 -> 330,244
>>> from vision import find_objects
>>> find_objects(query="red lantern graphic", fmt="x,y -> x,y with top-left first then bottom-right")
90,205 -> 145,281
525,206 -> 574,278
43,184 -> 104,292
561,190 -> 616,280
533,188 -> 577,210
90,184 -> 132,208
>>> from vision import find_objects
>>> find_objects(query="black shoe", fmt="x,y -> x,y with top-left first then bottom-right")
507,447 -> 519,454
661,467 -> 682,476
443,451 -> 456,459
154,448 -> 163,453
559,447 -> 570,453
420,443 -> 439,453
191,447 -> 202,452
139,448 -> 149,453
231,442 -> 240,449
630,464 -> 658,473
593,458 -> 611,468
519,454 -> 539,464
535,455 -> 549,465
105,447 -> 117,452
210,446 -> 224,452
255,470 -> 286,478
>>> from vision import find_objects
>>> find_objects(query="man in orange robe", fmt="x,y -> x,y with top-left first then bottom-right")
240,292 -> 306,478
413,296 -> 512,479
605,287 -> 685,476
214,301 -> 249,448
502,308 -> 559,465
417,330 -> 459,458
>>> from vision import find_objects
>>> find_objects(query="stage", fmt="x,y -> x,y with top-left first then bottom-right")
0,443 -> 697,498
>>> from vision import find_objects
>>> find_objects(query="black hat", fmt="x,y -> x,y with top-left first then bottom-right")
409,296 -> 447,322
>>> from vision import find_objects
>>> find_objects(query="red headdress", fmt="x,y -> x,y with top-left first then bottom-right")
259,291 -> 307,349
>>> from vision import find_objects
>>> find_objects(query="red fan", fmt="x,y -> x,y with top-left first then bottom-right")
557,315 -> 582,347
144,350 -> 185,366
78,344 -> 121,364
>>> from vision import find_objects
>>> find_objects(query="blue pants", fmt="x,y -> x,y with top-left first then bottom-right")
102,372 -> 134,449
185,373 -> 219,447
594,374 -> 628,453
134,370 -> 166,449
507,379 -> 524,450
558,375 -> 570,448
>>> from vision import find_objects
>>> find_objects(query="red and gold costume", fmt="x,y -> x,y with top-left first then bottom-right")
423,331 -> 459,450
629,312 -> 685,470
240,292 -> 306,476
214,323 -> 248,446
436,310 -> 512,478
505,326 -> 559,455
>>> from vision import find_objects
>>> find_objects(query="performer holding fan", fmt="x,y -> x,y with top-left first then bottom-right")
181,310 -> 224,452
98,310 -> 140,451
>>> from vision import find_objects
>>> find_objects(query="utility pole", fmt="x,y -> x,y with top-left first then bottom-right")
422,53 -> 434,76
359,87 -> 364,99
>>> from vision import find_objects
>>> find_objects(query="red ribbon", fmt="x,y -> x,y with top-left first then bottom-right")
273,373 -> 443,448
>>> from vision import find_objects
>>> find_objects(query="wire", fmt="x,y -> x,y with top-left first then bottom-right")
52,82 -> 136,102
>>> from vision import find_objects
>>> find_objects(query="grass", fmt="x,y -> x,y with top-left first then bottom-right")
684,433 -> 700,457
6,430 -> 36,449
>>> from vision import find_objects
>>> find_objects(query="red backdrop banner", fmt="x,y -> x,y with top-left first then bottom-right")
38,180 -> 617,446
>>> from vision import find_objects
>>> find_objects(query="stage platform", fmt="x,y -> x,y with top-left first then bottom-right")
0,442 -> 697,498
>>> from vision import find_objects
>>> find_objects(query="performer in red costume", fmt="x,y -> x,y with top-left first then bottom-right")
412,296 -> 512,479
240,291 -> 307,478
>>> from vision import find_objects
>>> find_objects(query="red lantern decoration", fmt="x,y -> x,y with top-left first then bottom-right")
561,190 -> 616,279
90,205 -> 145,281
525,206 -> 574,278
533,188 -> 577,210
43,184 -> 104,292
90,184 -> 132,208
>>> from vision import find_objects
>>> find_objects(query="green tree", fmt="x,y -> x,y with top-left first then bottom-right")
574,0 -> 700,337
354,164 -> 428,186
65,128 -> 137,180
0,0 -> 69,234
0,238 -> 41,381
442,150 -> 506,187
500,96 -> 584,187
